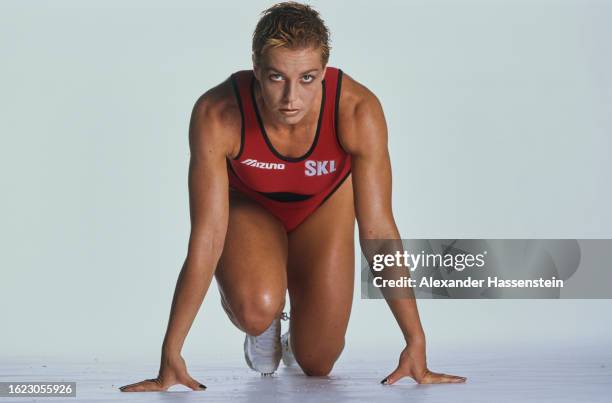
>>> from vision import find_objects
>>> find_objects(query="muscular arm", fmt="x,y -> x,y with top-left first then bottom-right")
340,79 -> 425,345
341,74 -> 465,385
161,89 -> 234,356
120,80 -> 237,392
120,81 -> 241,392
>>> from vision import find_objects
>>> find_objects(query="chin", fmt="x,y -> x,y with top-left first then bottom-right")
278,112 -> 305,125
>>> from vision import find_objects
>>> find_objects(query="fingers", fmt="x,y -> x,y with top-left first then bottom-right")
380,366 -> 407,385
119,378 -> 165,392
420,371 -> 467,384
119,377 -> 207,392
381,368 -> 467,385
183,376 -> 207,391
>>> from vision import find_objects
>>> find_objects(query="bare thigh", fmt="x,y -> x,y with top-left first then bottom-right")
214,189 -> 288,336
287,176 -> 356,376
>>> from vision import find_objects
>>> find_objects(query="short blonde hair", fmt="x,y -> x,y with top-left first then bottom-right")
252,2 -> 331,67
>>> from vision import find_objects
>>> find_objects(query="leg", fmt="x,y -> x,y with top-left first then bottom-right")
287,176 -> 356,376
214,189 -> 288,336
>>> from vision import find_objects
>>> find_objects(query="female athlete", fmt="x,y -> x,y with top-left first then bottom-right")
120,1 -> 466,392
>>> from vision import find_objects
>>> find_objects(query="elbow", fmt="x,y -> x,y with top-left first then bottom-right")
357,218 -> 399,241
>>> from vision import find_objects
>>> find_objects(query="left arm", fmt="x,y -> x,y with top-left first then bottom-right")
340,76 -> 466,385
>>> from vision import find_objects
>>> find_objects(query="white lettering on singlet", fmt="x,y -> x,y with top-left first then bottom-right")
304,160 -> 337,176
240,158 -> 286,170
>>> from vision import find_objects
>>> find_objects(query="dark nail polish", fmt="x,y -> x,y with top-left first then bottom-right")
380,377 -> 388,385
199,383 -> 207,389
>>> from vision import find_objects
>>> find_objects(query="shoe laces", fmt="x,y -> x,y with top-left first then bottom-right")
253,317 -> 280,352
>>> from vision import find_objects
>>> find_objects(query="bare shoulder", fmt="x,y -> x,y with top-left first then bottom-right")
189,76 -> 242,160
337,71 -> 388,156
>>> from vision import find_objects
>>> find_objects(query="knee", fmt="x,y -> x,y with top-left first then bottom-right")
294,339 -> 345,377
231,292 -> 284,336
300,361 -> 335,377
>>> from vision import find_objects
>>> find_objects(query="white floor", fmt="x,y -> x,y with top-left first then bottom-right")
1,346 -> 610,402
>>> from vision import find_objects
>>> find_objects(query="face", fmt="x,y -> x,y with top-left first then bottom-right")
253,46 -> 327,126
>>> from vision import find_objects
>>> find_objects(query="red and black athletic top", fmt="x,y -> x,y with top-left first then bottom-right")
226,66 -> 352,232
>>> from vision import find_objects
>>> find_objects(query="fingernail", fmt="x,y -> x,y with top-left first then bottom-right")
199,383 -> 207,389
380,377 -> 388,385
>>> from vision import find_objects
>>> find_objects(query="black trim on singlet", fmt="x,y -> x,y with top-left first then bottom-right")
226,157 -> 238,177
255,191 -> 314,202
226,158 -> 314,203
229,73 -> 245,160
320,169 -> 352,205
250,75 -> 326,163
334,69 -> 349,153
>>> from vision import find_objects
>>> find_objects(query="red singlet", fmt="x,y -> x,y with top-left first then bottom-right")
227,66 -> 352,232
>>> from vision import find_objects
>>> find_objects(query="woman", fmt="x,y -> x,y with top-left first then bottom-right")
120,1 -> 466,392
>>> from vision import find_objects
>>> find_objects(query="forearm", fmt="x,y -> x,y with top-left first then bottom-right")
385,295 -> 425,343
360,227 -> 425,344
161,250 -> 219,356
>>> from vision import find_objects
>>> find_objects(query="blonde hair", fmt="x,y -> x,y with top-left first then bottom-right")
252,2 -> 331,67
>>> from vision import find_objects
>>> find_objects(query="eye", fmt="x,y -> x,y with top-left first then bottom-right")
269,73 -> 283,82
302,74 -> 314,83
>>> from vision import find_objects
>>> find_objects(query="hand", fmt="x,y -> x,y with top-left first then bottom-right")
381,339 -> 467,385
119,353 -> 206,392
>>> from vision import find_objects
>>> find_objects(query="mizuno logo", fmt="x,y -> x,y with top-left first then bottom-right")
241,158 -> 286,170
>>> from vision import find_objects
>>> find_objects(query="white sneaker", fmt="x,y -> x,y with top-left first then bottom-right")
244,315 -> 282,375
281,330 -> 296,367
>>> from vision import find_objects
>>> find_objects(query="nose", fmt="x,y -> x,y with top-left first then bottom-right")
282,80 -> 298,106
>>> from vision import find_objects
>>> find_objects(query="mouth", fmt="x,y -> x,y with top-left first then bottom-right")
279,108 -> 299,115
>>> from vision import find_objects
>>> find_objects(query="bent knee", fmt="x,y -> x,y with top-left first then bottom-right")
300,361 -> 335,376
294,339 -> 345,377
228,293 -> 284,335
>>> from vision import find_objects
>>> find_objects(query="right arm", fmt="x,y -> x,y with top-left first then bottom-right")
161,92 -> 232,359
120,84 -> 237,392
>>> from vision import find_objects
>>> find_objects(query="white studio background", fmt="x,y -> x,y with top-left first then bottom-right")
1,0 -> 611,364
